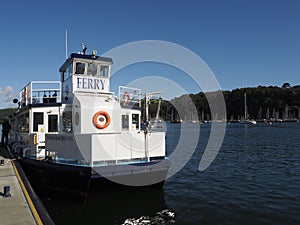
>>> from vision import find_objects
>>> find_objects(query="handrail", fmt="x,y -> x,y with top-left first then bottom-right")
118,86 -> 141,107
19,81 -> 61,107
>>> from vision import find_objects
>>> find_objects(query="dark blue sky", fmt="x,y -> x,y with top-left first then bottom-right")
0,0 -> 299,108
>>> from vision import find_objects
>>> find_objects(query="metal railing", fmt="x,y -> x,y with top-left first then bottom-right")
19,81 -> 61,106
118,86 -> 141,108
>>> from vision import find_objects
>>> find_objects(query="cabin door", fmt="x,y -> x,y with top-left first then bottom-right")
32,112 -> 45,157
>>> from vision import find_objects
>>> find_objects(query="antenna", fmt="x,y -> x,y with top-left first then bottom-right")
65,29 -> 68,59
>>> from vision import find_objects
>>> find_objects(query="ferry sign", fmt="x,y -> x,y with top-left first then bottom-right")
74,76 -> 109,93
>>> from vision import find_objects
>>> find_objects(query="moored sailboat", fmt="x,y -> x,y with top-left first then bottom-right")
239,92 -> 257,124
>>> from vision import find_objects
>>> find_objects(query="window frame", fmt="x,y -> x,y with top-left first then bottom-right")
48,114 -> 58,132
33,112 -> 44,132
122,114 -> 129,130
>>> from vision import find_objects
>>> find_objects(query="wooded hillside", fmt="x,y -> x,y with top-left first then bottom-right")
0,108 -> 17,123
156,84 -> 300,122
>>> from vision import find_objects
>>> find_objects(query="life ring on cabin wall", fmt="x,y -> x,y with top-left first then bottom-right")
93,110 -> 111,129
123,91 -> 130,106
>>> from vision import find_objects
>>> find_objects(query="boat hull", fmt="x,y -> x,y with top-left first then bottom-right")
239,119 -> 257,124
18,157 -> 170,199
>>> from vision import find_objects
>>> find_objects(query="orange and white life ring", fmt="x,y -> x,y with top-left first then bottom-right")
123,91 -> 130,106
93,110 -> 111,129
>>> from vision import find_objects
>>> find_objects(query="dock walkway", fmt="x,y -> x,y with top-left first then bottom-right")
0,146 -> 37,225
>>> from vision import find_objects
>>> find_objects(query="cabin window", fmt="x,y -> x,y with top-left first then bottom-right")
62,64 -> 73,81
48,115 -> 58,132
17,112 -> 29,133
122,115 -> 129,130
100,65 -> 109,77
87,62 -> 98,76
62,111 -> 72,132
66,64 -> 73,79
75,62 -> 85,75
132,114 -> 139,130
33,112 -> 44,132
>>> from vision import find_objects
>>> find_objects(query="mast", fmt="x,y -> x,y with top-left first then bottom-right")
244,92 -> 247,119
65,29 -> 68,59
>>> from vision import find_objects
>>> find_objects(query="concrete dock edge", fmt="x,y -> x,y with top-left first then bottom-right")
12,160 -> 55,225
0,146 -> 55,225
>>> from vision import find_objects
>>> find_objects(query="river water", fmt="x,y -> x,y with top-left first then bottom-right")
41,122 -> 300,225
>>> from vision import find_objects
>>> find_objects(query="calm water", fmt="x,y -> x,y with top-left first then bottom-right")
41,122 -> 300,225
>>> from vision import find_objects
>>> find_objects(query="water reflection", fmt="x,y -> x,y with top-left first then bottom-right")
43,189 -> 175,225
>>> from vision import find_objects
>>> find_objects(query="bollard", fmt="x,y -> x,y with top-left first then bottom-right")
3,186 -> 11,198
0,159 -> 4,166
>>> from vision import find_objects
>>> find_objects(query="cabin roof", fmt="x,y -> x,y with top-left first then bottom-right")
59,53 -> 113,72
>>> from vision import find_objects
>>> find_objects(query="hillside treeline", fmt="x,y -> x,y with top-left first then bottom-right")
151,84 -> 300,122
0,108 -> 17,123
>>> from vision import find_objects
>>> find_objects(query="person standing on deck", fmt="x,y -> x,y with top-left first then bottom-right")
1,120 -> 11,146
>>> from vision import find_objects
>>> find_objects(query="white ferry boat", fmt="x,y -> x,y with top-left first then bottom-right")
9,46 -> 169,197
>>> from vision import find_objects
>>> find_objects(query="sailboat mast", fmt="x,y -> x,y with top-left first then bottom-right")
244,92 -> 247,119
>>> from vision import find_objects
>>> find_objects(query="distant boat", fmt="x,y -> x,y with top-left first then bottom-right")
240,92 -> 257,124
